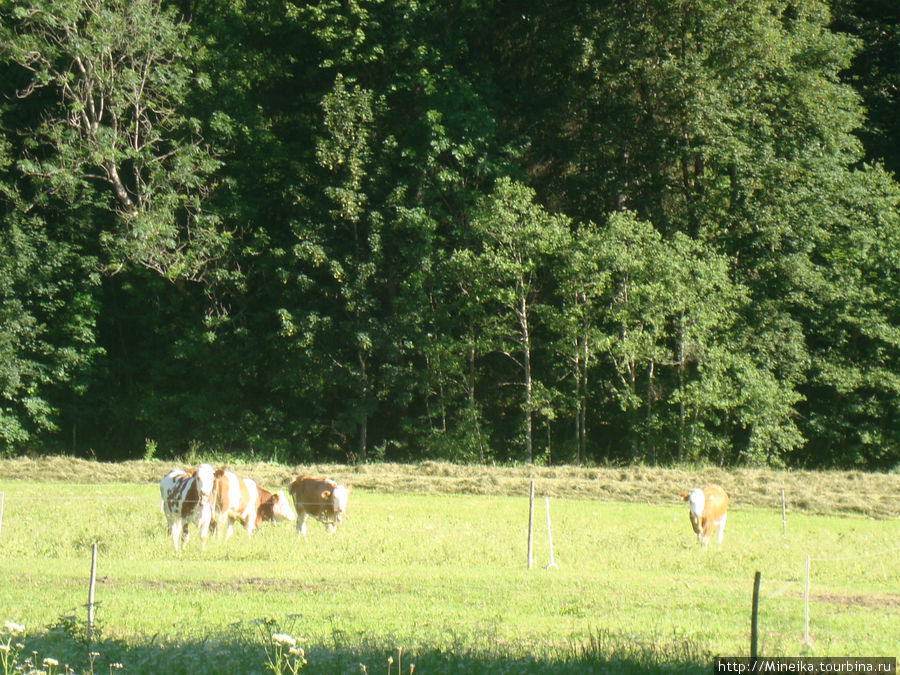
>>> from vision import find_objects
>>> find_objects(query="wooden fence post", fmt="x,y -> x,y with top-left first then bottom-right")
527,481 -> 534,569
545,497 -> 558,570
803,555 -> 811,646
781,489 -> 786,536
750,571 -> 761,663
87,542 -> 98,642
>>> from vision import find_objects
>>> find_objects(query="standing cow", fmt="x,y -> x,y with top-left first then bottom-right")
212,469 -> 295,539
289,475 -> 352,535
679,485 -> 729,546
159,464 -> 216,552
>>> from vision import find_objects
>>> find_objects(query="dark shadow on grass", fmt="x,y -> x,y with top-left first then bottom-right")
11,625 -> 710,674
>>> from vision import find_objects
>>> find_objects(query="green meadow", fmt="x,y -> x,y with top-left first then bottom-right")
0,460 -> 898,674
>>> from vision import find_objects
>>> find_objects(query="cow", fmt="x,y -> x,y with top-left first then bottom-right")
289,475 -> 352,535
212,469 -> 259,540
159,464 -> 216,552
255,485 -> 296,529
679,485 -> 729,546
211,469 -> 295,539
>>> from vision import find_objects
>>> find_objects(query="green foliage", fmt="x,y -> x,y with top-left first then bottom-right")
0,0 -> 897,468
1,0 -> 227,281
831,0 -> 900,175
460,178 -> 572,461
0,213 -> 99,453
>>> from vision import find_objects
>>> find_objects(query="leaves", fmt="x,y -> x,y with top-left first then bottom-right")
3,0 -> 227,281
0,0 -> 896,468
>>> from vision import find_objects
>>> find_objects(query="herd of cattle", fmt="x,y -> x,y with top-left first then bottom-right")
159,464 -> 352,551
159,463 -> 728,552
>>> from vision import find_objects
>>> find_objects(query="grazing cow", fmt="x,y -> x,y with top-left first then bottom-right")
679,485 -> 729,546
212,469 -> 295,539
289,475 -> 352,535
159,464 -> 215,552
255,485 -> 296,529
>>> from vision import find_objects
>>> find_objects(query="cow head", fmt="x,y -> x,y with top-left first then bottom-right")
683,488 -> 705,535
269,491 -> 296,522
194,464 -> 216,502
323,484 -> 352,523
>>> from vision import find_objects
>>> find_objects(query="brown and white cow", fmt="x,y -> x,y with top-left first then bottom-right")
679,485 -> 729,546
159,463 -> 216,552
255,485 -> 296,529
212,469 -> 295,539
289,475 -> 352,535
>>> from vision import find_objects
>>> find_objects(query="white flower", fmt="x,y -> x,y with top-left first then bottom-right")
0,645 -> 10,653
271,633 -> 296,647
43,657 -> 60,666
3,621 -> 25,635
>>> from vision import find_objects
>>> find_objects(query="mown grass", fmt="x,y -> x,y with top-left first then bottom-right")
0,458 -> 897,674
2,455 -> 898,517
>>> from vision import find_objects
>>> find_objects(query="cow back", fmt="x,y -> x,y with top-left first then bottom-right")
290,475 -> 334,517
214,470 -> 260,521
702,485 -> 728,520
160,469 -> 200,518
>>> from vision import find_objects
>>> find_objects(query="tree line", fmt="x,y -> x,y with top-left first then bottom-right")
1,0 -> 898,469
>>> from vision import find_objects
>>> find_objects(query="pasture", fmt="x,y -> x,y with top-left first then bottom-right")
0,459 -> 898,674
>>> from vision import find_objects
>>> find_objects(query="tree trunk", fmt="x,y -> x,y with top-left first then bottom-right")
519,292 -> 533,464
467,337 -> 485,462
677,314 -> 686,463
354,313 -> 366,464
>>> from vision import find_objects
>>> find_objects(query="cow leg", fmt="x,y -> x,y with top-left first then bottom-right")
297,511 -> 308,536
197,505 -> 211,549
700,521 -> 711,547
169,518 -> 183,552
326,522 -> 336,535
215,514 -> 229,540
240,503 -> 256,537
225,521 -> 235,540
716,513 -> 727,544
182,522 -> 191,546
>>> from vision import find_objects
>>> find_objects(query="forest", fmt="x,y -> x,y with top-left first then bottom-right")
1,0 -> 898,469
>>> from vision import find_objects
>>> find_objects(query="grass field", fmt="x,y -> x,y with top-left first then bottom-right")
0,458 -> 898,674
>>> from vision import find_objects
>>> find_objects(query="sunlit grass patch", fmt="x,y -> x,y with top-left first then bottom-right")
0,460 -> 897,673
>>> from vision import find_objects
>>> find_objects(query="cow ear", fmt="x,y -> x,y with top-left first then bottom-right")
679,492 -> 689,501
321,490 -> 332,500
